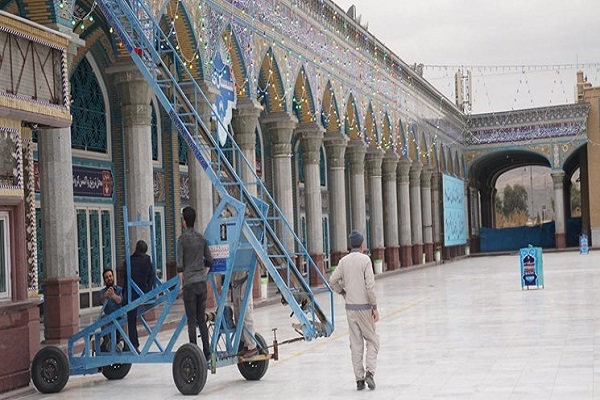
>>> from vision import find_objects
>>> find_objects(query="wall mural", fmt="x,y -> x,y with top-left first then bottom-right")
443,174 -> 466,246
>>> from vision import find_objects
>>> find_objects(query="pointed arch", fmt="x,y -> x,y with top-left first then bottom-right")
321,81 -> 341,134
454,151 -> 461,177
365,103 -> 378,147
441,145 -> 448,173
432,142 -> 440,171
381,113 -> 393,151
345,93 -> 361,140
408,124 -> 418,161
160,0 -> 203,81
397,118 -> 408,156
222,25 -> 250,98
293,67 -> 317,124
421,132 -> 429,165
257,48 -> 286,113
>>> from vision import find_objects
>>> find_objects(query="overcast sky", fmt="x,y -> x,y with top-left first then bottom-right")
333,0 -> 600,113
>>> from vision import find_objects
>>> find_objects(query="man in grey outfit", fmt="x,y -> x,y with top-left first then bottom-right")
329,229 -> 380,390
177,206 -> 213,361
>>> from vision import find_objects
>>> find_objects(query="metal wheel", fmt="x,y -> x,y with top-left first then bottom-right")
237,333 -> 269,381
102,362 -> 132,380
172,343 -> 208,395
31,346 -> 69,394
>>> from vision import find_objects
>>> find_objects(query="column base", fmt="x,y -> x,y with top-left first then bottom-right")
330,251 -> 348,267
424,243 -> 434,262
469,236 -> 480,253
555,233 -> 566,249
412,244 -> 424,265
400,245 -> 413,267
309,253 -> 325,287
384,246 -> 400,271
0,300 -> 41,392
43,277 -> 80,343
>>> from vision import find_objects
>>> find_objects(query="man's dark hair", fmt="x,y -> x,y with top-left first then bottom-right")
103,268 -> 113,280
182,206 -> 196,228
135,240 -> 148,254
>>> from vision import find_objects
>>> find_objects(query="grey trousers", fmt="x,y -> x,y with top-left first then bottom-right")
347,309 -> 379,381
232,271 -> 256,349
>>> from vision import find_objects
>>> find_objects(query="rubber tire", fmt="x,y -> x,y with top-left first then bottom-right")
237,333 -> 269,381
173,343 -> 208,395
102,362 -> 132,380
31,346 -> 69,394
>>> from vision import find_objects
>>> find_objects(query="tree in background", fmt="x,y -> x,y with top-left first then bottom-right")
502,184 -> 528,216
495,184 -> 529,228
571,184 -> 581,217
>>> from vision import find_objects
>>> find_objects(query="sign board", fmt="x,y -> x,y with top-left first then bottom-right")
442,174 -> 466,246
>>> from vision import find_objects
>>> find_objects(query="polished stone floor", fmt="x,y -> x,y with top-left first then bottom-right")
11,251 -> 600,399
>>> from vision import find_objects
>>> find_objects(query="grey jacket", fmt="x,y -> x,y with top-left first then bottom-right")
176,227 -> 213,287
329,250 -> 377,311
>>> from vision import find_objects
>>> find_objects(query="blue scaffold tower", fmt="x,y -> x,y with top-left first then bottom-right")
30,0 -> 334,395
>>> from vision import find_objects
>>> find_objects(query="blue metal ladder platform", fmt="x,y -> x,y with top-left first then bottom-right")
30,0 -> 334,395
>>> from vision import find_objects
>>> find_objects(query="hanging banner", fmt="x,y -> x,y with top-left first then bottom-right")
442,174 -> 467,246
212,40 -> 236,146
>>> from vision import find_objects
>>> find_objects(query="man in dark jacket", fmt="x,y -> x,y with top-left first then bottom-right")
177,206 -> 213,361
126,240 -> 155,352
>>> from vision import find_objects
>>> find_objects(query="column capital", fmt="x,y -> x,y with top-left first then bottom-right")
232,97 -> 263,148
233,97 -> 264,118
365,148 -> 384,177
109,64 -> 152,106
297,122 -> 325,164
122,104 -> 152,126
551,170 -> 565,189
431,170 -> 442,188
409,161 -> 423,187
324,133 -> 348,169
420,166 -> 433,188
346,139 -> 367,174
397,156 -> 412,183
261,112 -> 298,156
382,153 -> 399,181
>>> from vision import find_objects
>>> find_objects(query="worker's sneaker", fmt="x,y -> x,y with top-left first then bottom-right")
365,371 -> 376,390
356,380 -> 365,391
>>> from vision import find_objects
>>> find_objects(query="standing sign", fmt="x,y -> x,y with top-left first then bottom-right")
442,174 -> 467,246
212,40 -> 236,146
519,246 -> 544,289
580,234 -> 589,255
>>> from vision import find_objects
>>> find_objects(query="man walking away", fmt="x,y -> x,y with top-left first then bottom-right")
177,206 -> 213,361
329,229 -> 380,390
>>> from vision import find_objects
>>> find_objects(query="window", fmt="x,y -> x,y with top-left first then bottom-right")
0,212 -> 11,299
75,207 -> 115,309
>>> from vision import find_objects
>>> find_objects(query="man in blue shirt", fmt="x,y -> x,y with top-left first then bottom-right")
99,268 -> 124,351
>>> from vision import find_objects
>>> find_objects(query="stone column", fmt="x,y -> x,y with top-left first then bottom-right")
231,97 -> 264,197
431,171 -> 442,260
410,161 -> 423,264
231,97 -> 264,298
185,81 -> 219,232
365,148 -> 385,264
324,134 -> 348,266
37,33 -> 83,344
297,123 -> 325,284
421,167 -> 434,262
469,185 -> 481,253
552,170 -> 567,248
397,157 -> 412,267
113,66 -> 154,250
382,153 -> 399,270
261,112 -> 298,252
346,139 -> 368,238
38,125 -> 79,342
464,183 -> 470,255
479,183 -> 494,228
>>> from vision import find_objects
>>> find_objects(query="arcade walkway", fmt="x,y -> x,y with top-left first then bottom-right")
10,251 -> 600,400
